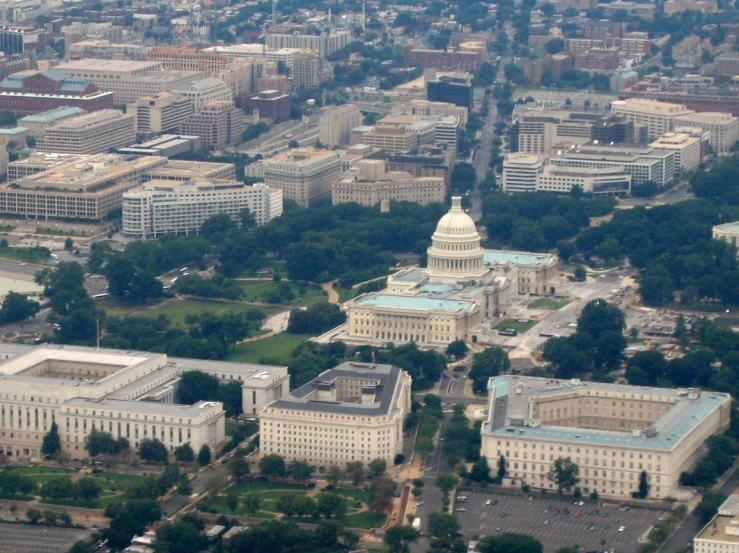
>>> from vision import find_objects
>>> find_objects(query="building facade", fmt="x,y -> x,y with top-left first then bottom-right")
502,154 -> 544,193
263,149 -> 342,207
260,362 -> 412,470
673,112 -> 739,153
180,101 -> 243,148
264,30 -> 351,57
170,78 -> 232,111
319,104 -> 363,147
426,73 -> 473,110
36,110 -> 136,155
130,92 -> 194,134
694,495 -> 739,553
649,132 -> 701,175
535,166 -> 632,196
611,99 -> 694,141
17,106 -> 87,138
481,376 -> 731,499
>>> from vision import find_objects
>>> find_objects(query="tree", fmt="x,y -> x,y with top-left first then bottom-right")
368,477 -> 396,513
545,38 -> 565,54
57,512 -> 72,527
317,492 -> 347,518
239,208 -> 257,232
197,444 -> 211,466
41,422 -> 61,457
327,464 -> 344,486
259,454 -> 286,478
138,439 -> 168,463
243,493 -> 261,516
368,458 -> 387,478
288,459 -> 311,481
384,526 -> 420,553
470,456 -> 491,482
64,237 -> 74,251
155,521 -> 208,553
0,292 -> 39,324
638,470 -> 650,499
696,492 -> 728,524
574,266 -> 587,281
547,457 -> 580,494
26,508 -> 41,524
86,430 -> 128,457
174,443 -> 195,463
43,510 -> 57,525
446,340 -> 468,359
478,533 -> 543,553
230,456 -> 250,481
346,461 -> 364,485
578,299 -> 625,339
436,473 -> 459,499
469,348 -> 510,395
428,512 -> 460,539
104,254 -> 136,301
498,455 -> 507,480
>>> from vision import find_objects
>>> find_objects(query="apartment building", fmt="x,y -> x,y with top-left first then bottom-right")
0,154 -> 166,220
332,159 -> 445,207
17,106 -> 87,138
0,343 -> 288,460
122,181 -> 282,239
611,99 -> 695,141
263,148 -> 342,207
481,376 -> 731,499
203,44 -> 302,72
502,154 -> 544,193
264,30 -> 352,57
536,166 -> 631,195
130,92 -> 194,134
293,51 -> 322,88
36,109 -> 136,155
650,132 -> 702,175
180,101 -> 243,148
405,46 -> 484,72
260,362 -> 412,470
319,104 -> 363,147
673,112 -> 739,153
358,115 -> 438,155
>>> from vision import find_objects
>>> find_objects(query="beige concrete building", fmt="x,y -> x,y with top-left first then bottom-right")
68,40 -> 150,61
319,104 -> 363,147
694,495 -> 739,553
265,30 -> 352,58
611,99 -> 694,141
122,181 -> 282,239
332,159 -> 445,207
293,51 -> 322,88
145,160 -> 236,182
357,116 -> 437,155
0,343 -> 289,460
36,109 -> 136,154
481,376 -> 731,499
502,154 -> 544,193
535,165 -> 631,196
674,112 -> 739,154
263,148 -> 342,207
7,152 -> 90,180
129,92 -> 194,134
260,361 -> 412,470
338,199 -> 559,348
393,99 -> 469,128
170,78 -> 232,111
203,45 -> 302,71
649,132 -> 702,175
17,106 -> 87,138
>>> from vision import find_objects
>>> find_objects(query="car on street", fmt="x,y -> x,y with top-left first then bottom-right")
619,526 -> 626,532
456,508 -> 466,512
485,500 -> 492,506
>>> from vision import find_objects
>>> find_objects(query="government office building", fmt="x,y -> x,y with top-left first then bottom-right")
481,376 -> 731,499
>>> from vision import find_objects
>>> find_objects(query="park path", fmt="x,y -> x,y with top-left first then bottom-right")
237,309 -> 292,344
322,280 -> 339,303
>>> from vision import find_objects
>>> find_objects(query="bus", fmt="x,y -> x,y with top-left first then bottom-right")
498,328 -> 518,337
179,267 -> 188,274
92,293 -> 108,301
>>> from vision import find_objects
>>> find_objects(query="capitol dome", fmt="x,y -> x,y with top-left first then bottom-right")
427,197 -> 486,284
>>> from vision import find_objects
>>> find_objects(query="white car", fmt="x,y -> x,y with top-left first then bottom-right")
485,500 -> 492,506
619,526 -> 626,532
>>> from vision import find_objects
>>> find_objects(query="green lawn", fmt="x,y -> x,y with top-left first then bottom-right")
341,511 -> 386,529
331,487 -> 371,503
25,468 -> 146,509
226,333 -> 313,365
493,318 -> 539,333
528,298 -> 573,310
0,246 -> 50,264
239,281 -> 327,306
100,299 -> 280,327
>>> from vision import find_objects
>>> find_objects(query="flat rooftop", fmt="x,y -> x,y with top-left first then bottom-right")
483,375 -> 730,451
696,495 -> 739,544
146,160 -> 233,179
484,249 -> 556,267
48,109 -> 129,130
354,293 -> 476,313
714,221 -> 739,234
56,59 -> 162,72
64,397 -> 221,417
19,106 -> 87,124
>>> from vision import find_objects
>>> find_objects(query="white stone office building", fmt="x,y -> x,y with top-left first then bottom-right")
0,344 -> 288,459
694,495 -> 739,553
122,180 -> 283,238
481,376 -> 731,499
611,98 -> 694,141
502,154 -> 543,193
260,362 -> 412,470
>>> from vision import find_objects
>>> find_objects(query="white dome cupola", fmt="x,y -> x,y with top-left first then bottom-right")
426,196 -> 486,283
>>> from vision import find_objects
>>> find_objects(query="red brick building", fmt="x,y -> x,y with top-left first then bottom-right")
405,47 -> 484,72
181,100 -> 243,148
244,90 -> 290,125
0,68 -> 113,116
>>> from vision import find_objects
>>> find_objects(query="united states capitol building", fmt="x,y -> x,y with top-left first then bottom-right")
335,197 -> 559,347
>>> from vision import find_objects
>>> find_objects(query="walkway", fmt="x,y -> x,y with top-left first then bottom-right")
322,280 -> 339,304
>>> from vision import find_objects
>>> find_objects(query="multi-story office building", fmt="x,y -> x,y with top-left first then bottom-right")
426,72 -> 473,110
332,159 -> 445,207
203,44 -> 302,72
712,222 -> 739,252
394,99 -> 469,128
0,343 -> 288,459
536,165 -> 631,195
293,51 -> 322,88
358,115 -> 438,155
649,132 -> 702,175
502,154 -> 544,193
263,148 -> 342,207
611,99 -> 694,141
145,160 -> 236,182
6,152 -> 90,180
386,144 -> 455,188
180,101 -> 243,148
434,117 -> 459,150
0,25 -> 45,54
319,104 -> 363,147
481,376 -> 731,499
264,30 -> 351,57
673,111 -> 739,153
117,135 -> 202,158
18,106 -> 87,138
591,115 -> 635,144
260,361 -> 412,470
244,90 -> 290,125
122,181 -> 282,239
68,40 -> 150,61
549,143 -> 676,186
165,77 -> 232,111
0,69 -> 113,115
694,495 -> 739,553
130,92 -> 194,134
0,154 -> 166,220
405,47 -> 484,72
36,109 -> 136,155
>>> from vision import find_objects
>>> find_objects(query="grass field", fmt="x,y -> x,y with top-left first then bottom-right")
493,318 -> 539,333
239,281 -> 327,306
528,298 -> 572,310
226,333 -> 313,365
100,299 -> 280,327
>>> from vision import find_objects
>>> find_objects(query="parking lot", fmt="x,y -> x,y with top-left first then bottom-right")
0,522 -> 91,553
455,491 -> 669,553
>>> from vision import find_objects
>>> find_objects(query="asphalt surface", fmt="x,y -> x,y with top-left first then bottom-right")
0,522 -> 91,553
161,461 -> 231,516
